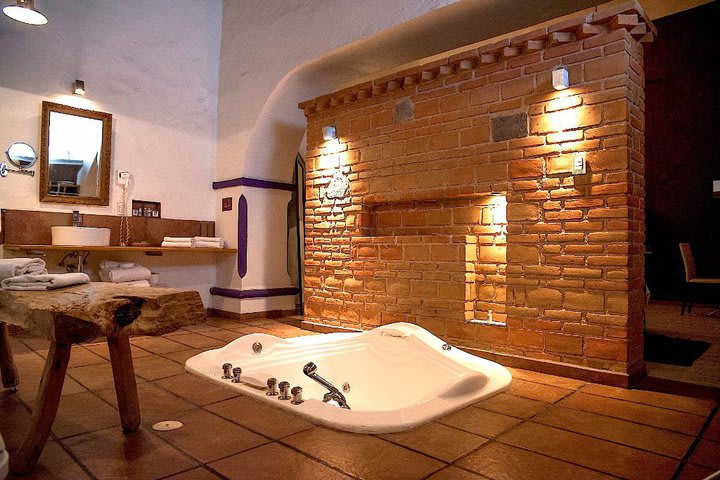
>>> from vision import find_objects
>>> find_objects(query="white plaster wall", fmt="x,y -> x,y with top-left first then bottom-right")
0,0 -> 222,220
0,0 -> 222,305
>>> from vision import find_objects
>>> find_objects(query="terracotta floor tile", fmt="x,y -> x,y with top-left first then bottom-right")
65,346 -> 107,368
474,393 -> 548,419
559,392 -> 707,436
688,439 -> 720,470
6,441 -> 92,480
579,383 -> 715,416
533,405 -> 695,458
64,426 -> 198,479
379,422 -> 488,462
133,354 -> 186,380
162,467 -> 224,480
506,378 -> 572,403
153,409 -> 268,463
703,413 -> 720,442
155,372 -> 238,406
131,336 -> 189,354
84,340 -> 153,359
13,352 -> 87,401
209,442 -> 350,480
160,348 -> 203,365
457,442 -> 615,480
67,362 -> 145,391
166,333 -> 226,350
283,427 -> 444,480
177,323 -> 222,333
0,396 -> 31,449
676,462 -> 717,480
96,381 -> 197,425
507,368 -> 586,390
499,422 -> 678,480
195,328 -> 243,342
18,337 -> 50,351
426,466 -> 487,480
35,391 -> 120,438
205,395 -> 313,439
9,336 -> 31,354
438,405 -> 522,438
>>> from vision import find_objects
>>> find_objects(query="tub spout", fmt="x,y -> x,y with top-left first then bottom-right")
302,362 -> 351,410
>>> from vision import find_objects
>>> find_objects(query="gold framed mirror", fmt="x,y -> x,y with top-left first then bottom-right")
39,101 -> 112,205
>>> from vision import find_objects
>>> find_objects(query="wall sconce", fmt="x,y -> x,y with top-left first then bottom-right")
73,80 -> 85,96
2,0 -> 47,25
322,125 -> 337,141
552,65 -> 569,90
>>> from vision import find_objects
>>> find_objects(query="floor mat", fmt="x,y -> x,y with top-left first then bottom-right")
644,333 -> 711,366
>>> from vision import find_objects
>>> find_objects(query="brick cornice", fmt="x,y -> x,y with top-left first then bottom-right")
298,0 -> 654,116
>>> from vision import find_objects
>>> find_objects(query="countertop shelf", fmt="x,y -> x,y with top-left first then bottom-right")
3,245 -> 237,255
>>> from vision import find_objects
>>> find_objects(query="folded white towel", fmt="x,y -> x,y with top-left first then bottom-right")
1,272 -> 90,290
161,241 -> 193,248
100,260 -> 135,270
118,280 -> 150,287
194,241 -> 225,249
163,236 -> 194,242
99,265 -> 152,283
0,258 -> 48,281
193,237 -> 224,243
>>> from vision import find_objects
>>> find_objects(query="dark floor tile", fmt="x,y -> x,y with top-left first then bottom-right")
457,442 -> 615,480
209,442 -> 350,480
379,422 -> 487,462
437,405 -> 521,438
676,462 -> 717,480
205,395 -> 313,439
283,427 -> 444,480
533,405 -> 695,458
96,381 -> 197,425
64,426 -> 198,480
688,439 -> 720,470
155,372 -> 238,406
559,392 -> 707,436
7,441 -> 91,480
498,422 -> 678,480
0,395 -> 30,449
703,413 -> 720,442
153,409 -> 268,463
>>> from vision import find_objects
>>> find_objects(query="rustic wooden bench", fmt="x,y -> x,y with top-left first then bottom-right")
0,283 -> 206,474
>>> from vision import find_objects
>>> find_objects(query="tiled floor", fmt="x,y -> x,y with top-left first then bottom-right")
645,301 -> 720,389
1,316 -> 718,480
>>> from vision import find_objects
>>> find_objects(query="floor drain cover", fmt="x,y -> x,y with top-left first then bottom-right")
152,421 -> 184,432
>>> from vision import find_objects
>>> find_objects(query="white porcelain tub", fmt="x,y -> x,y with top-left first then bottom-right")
185,322 -> 511,433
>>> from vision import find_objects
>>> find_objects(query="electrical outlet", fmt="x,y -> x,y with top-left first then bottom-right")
572,154 -> 586,175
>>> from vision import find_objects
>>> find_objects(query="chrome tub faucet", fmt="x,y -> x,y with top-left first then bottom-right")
303,362 -> 350,410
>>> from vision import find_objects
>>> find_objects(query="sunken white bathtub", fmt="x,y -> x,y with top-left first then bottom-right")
185,322 -> 511,433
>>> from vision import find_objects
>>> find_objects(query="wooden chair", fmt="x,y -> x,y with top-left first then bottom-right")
679,243 -> 720,315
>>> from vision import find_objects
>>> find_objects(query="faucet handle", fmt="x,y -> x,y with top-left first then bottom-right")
232,367 -> 243,383
291,386 -> 304,405
266,377 -> 278,396
221,363 -> 233,379
278,381 -> 290,400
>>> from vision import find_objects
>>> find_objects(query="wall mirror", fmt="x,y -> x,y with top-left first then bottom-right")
39,101 -> 112,205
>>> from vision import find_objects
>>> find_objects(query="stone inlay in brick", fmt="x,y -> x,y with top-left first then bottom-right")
491,113 -> 529,142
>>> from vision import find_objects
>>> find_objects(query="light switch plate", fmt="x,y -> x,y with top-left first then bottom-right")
572,154 -> 586,175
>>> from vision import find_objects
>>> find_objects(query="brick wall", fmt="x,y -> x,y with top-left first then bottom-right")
300,2 -> 652,383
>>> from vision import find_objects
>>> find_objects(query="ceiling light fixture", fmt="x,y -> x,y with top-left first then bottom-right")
552,65 -> 569,90
2,0 -> 47,26
73,80 -> 85,95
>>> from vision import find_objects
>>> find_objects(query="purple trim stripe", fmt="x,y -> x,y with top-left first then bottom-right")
237,195 -> 248,278
212,176 -> 295,191
210,286 -> 300,299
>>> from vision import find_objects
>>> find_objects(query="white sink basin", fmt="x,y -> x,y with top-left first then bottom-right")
51,226 -> 111,247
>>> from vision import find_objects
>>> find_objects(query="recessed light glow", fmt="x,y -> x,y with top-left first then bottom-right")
3,0 -> 47,25
73,80 -> 85,95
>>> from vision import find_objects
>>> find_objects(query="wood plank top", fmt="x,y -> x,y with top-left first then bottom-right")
3,245 -> 237,254
0,283 -> 206,343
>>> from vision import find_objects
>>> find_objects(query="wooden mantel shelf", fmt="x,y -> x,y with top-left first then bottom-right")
3,244 -> 237,255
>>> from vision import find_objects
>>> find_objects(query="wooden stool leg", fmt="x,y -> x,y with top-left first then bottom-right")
0,322 -> 20,389
107,333 -> 140,432
10,342 -> 71,475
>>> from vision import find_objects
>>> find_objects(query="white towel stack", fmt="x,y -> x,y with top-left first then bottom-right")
99,260 -> 151,286
161,236 -> 225,248
2,272 -> 90,291
0,258 -> 47,281
161,236 -> 193,248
